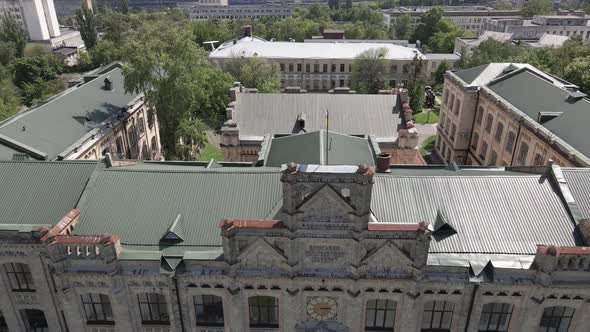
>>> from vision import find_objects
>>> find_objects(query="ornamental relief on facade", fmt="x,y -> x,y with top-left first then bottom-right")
12,293 -> 38,305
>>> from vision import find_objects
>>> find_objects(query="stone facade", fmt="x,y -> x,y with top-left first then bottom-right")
1,165 -> 590,331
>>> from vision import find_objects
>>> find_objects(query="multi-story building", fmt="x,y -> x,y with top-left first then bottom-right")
0,0 -> 24,26
188,5 -> 291,20
0,0 -> 60,41
453,31 -> 571,55
0,62 -> 161,161
382,6 -> 522,37
482,15 -> 590,40
220,84 -> 421,163
0,158 -> 589,331
435,63 -> 590,167
209,35 -> 458,92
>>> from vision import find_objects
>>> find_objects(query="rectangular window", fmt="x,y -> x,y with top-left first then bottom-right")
297,63 -> 302,72
340,64 -> 345,72
331,64 -> 336,72
421,301 -> 454,331
485,114 -> 494,133
323,64 -> 328,73
195,295 -> 224,327
539,306 -> 575,332
517,143 -> 529,164
478,303 -> 513,332
476,107 -> 484,125
314,64 -> 319,73
348,64 -> 352,72
4,263 -> 35,292
81,294 -> 114,325
279,63 -> 284,72
391,64 -> 398,73
480,141 -> 488,160
288,64 -> 293,72
138,293 -> 170,325
339,79 -> 344,87
248,296 -> 278,328
494,123 -> 504,143
306,64 -> 310,72
490,151 -> 498,165
534,153 -> 544,166
505,132 -> 515,153
365,299 -> 396,331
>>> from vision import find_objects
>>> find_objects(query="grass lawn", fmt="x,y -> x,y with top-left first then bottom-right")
198,143 -> 224,161
413,109 -> 439,124
420,135 -> 437,158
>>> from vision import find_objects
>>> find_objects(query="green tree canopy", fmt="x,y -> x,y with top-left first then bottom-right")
76,2 -> 98,49
521,0 -> 553,17
0,66 -> 20,121
412,6 -> 444,44
123,21 -> 232,159
394,14 -> 412,40
351,47 -> 388,94
433,60 -> 450,86
224,56 -> 280,93
0,13 -> 27,58
563,56 -> 590,94
427,19 -> 471,53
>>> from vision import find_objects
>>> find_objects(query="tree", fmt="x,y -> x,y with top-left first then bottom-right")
433,60 -> 449,86
123,22 -> 233,159
412,7 -> 444,44
521,0 -> 553,17
351,48 -> 388,94
0,66 -> 20,121
427,19 -> 470,53
563,56 -> 590,94
343,0 -> 353,9
495,2 -> 513,10
394,14 -> 412,40
21,77 -> 65,106
408,79 -> 425,113
224,56 -> 280,93
76,2 -> 98,49
90,40 -> 122,66
119,0 -> 128,14
0,14 -> 27,58
328,0 -> 340,10
12,56 -> 62,88
463,39 -> 528,68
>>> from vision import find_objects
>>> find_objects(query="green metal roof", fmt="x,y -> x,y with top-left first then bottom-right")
488,69 -> 590,159
0,65 -> 139,160
74,166 -> 283,247
0,161 -> 97,229
262,131 -> 376,167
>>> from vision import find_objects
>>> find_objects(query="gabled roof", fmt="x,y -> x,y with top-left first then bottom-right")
232,92 -> 401,141
0,64 -> 139,160
0,161 -> 97,229
371,172 -> 581,254
560,168 -> 590,221
73,164 -> 283,247
261,131 -> 376,167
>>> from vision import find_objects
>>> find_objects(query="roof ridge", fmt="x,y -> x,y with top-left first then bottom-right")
104,168 -> 281,174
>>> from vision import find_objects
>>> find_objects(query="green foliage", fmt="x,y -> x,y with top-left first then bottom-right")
24,44 -> 49,57
0,66 -> 19,121
414,109 -> 439,124
90,40 -> 122,66
412,6 -> 444,44
0,41 -> 16,66
428,19 -> 471,53
224,57 -> 280,93
563,56 -> 590,94
433,60 -> 449,86
408,80 -> 425,114
199,142 -> 224,161
495,2 -> 513,10
351,48 -> 388,94
76,1 -> 98,49
123,21 -> 232,159
394,14 -> 412,40
461,39 -> 528,68
21,78 -> 66,106
376,0 -> 399,9
521,0 -> 553,17
0,14 -> 27,58
12,55 -> 63,88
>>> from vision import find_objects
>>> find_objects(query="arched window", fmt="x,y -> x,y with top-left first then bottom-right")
454,100 -> 461,115
421,300 -> 454,331
365,299 -> 396,331
137,293 -> 169,325
494,123 -> 504,143
248,296 -> 279,328
539,306 -> 575,332
19,309 -> 47,331
485,114 -> 494,133
3,263 -> 34,292
517,143 -> 529,164
476,106 -> 484,125
478,303 -> 513,331
81,293 -> 114,325
195,295 -> 224,327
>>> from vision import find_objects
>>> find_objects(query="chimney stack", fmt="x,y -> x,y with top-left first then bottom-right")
104,76 -> 113,91
376,152 -> 391,173
243,25 -> 252,38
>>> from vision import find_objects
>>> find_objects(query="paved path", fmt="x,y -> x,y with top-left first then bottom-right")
414,123 -> 438,146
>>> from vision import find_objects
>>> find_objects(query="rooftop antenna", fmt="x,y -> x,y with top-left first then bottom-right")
203,40 -> 219,51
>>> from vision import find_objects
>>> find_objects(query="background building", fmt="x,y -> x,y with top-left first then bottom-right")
382,6 -> 522,37
436,63 -> 590,167
188,5 -> 291,20
0,63 -> 161,161
0,159 -> 589,331
483,15 -> 590,40
209,35 -> 458,92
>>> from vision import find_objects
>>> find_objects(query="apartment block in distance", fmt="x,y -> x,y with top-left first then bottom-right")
0,62 -> 161,161
436,63 -> 590,167
483,14 -> 590,40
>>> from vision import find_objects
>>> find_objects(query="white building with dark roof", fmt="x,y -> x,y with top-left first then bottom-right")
209,35 -> 458,91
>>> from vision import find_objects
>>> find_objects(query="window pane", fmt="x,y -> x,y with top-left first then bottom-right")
365,307 -> 376,327
422,310 -> 432,328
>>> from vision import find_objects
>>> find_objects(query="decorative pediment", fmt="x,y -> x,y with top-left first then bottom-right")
361,241 -> 414,269
296,184 -> 356,219
237,237 -> 287,267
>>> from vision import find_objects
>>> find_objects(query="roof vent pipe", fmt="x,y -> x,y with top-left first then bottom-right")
376,152 -> 391,173
104,77 -> 113,91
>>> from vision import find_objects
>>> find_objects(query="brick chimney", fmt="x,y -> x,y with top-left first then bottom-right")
376,152 -> 391,173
